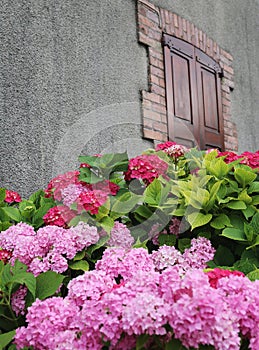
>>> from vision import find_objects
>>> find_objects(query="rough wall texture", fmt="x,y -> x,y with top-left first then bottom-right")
0,0 -> 258,196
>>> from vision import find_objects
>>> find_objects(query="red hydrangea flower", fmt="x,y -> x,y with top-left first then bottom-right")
77,190 -> 108,215
0,249 -> 12,264
44,171 -> 81,201
240,151 -> 259,169
206,268 -> 245,288
43,206 -> 76,228
156,142 -> 188,159
155,141 -> 177,151
124,154 -> 168,185
217,151 -> 241,163
4,190 -> 22,203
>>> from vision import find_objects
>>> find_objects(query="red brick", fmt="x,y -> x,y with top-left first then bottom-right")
150,65 -> 164,78
223,64 -> 234,75
165,23 -> 175,36
139,14 -> 160,30
138,32 -> 158,47
142,91 -> 160,103
150,84 -> 165,96
159,78 -> 165,88
222,91 -> 231,100
222,97 -> 231,106
220,48 -> 233,61
143,118 -> 154,129
149,47 -> 163,59
143,128 -> 167,141
160,96 -> 166,105
174,13 -> 179,28
153,122 -> 168,133
149,74 -> 160,86
152,103 -> 166,114
149,55 -> 164,69
144,110 -> 162,121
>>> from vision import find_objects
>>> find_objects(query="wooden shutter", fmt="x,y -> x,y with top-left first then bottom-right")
163,34 -> 225,150
163,34 -> 199,148
195,48 -> 224,150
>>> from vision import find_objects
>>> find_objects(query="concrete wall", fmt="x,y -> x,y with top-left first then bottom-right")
0,0 -> 258,196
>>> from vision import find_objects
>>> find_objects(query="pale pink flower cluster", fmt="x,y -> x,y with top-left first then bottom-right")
106,222 -> 134,248
14,243 -> 259,350
0,222 -> 99,276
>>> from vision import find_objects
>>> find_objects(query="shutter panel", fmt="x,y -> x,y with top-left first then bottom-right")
195,48 -> 224,150
163,34 -> 199,148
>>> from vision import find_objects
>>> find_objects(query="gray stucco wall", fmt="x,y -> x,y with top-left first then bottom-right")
0,0 -> 258,196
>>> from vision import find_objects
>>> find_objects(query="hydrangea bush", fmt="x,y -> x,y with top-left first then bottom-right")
0,142 -> 258,349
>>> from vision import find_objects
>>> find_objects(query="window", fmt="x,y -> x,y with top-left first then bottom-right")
163,34 -> 224,150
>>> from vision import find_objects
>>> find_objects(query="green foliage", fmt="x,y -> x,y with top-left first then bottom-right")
0,189 -> 55,231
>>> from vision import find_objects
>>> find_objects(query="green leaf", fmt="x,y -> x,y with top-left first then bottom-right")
144,178 -> 162,206
158,234 -> 176,246
165,338 -> 189,350
247,269 -> 259,281
248,181 -> 259,194
178,238 -> 191,253
10,272 -> 36,299
208,158 -> 230,179
214,245 -> 235,266
210,214 -> 232,229
226,200 -> 247,210
238,190 -> 252,204
0,188 -> 6,202
111,192 -> 142,214
242,205 -> 257,220
73,250 -> 85,261
244,223 -> 255,242
99,216 -> 114,233
36,271 -> 64,300
251,212 -> 259,232
1,207 -> 21,222
187,212 -> 212,230
221,228 -> 247,242
247,235 -> 259,249
136,334 -> 149,350
252,195 -> 259,205
69,260 -> 89,271
0,330 -> 15,349
234,168 -> 257,187
86,235 -> 110,257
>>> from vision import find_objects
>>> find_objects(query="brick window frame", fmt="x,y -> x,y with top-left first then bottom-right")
137,0 -> 238,151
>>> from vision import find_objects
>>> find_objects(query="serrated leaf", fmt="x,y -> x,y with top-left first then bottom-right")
136,334 -> 149,350
234,168 -> 257,187
73,250 -> 85,261
36,271 -> 64,300
187,212 -> 212,230
221,228 -> 247,241
247,235 -> 259,249
244,223 -> 255,242
242,206 -> 257,220
99,216 -> 114,233
69,260 -> 89,271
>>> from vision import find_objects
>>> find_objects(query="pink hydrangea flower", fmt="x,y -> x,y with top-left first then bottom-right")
183,237 -> 216,269
11,286 -> 27,316
0,248 -> 12,264
43,205 -> 76,227
4,189 -> 22,203
106,222 -> 134,248
207,268 -> 245,289
124,154 -> 168,185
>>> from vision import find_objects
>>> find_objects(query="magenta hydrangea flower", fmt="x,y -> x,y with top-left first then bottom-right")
4,189 -> 22,203
124,154 -> 168,184
43,205 -> 77,227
